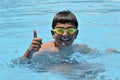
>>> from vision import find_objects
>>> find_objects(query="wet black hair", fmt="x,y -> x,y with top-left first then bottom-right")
52,10 -> 78,29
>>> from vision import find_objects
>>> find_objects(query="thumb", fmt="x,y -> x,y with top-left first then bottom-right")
33,30 -> 37,38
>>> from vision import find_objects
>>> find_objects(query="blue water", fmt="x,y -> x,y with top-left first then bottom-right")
0,0 -> 120,80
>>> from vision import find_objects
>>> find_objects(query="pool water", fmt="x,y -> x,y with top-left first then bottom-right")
0,0 -> 120,80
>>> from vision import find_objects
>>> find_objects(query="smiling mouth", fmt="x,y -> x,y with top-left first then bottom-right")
60,38 -> 71,42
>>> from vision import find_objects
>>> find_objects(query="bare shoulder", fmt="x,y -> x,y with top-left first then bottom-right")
41,41 -> 55,49
37,41 -> 58,53
73,43 -> 89,49
73,44 -> 96,53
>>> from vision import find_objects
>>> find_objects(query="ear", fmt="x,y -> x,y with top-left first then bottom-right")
51,30 -> 56,39
74,30 -> 79,39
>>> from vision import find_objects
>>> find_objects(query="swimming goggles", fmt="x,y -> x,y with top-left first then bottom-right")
53,27 -> 77,35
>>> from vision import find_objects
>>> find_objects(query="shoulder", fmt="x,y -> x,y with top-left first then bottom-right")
38,41 -> 58,53
41,41 -> 55,48
73,43 -> 96,53
73,43 -> 88,49
32,41 -> 58,59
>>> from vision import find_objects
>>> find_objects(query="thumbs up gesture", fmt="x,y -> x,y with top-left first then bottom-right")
29,30 -> 42,51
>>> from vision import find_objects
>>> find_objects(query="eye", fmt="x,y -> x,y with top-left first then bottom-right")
67,28 -> 76,34
55,28 -> 64,34
57,28 -> 64,32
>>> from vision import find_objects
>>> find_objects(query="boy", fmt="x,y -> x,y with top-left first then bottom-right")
22,10 -> 95,60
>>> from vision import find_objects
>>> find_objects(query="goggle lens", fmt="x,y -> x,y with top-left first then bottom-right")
54,28 -> 77,35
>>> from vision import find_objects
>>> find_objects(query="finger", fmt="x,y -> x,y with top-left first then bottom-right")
32,47 -> 39,51
32,41 -> 42,46
33,38 -> 42,42
34,30 -> 37,38
33,38 -> 42,44
32,40 -> 41,44
31,45 -> 40,48
31,45 -> 40,51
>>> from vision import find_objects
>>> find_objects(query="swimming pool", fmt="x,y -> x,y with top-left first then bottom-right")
0,0 -> 120,80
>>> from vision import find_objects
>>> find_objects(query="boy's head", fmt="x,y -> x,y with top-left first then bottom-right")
51,10 -> 79,48
52,10 -> 78,29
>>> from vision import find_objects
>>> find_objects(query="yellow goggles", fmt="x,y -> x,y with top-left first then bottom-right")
53,27 -> 77,35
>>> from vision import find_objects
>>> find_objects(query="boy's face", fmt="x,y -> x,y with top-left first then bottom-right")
51,22 -> 78,48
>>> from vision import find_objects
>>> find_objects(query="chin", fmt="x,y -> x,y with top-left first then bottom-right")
60,42 -> 72,47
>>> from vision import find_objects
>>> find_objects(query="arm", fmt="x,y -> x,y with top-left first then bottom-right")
78,44 -> 120,54
22,30 -> 42,59
22,48 -> 35,59
105,48 -> 120,54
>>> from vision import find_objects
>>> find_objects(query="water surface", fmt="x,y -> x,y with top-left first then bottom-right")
0,0 -> 120,80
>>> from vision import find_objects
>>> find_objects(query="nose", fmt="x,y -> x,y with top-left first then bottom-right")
62,30 -> 68,36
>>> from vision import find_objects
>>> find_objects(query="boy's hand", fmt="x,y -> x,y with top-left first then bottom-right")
29,30 -> 42,51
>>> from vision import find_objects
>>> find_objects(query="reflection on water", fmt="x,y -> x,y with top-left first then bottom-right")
0,0 -> 120,80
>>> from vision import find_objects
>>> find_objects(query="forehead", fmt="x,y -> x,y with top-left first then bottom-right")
55,22 -> 75,28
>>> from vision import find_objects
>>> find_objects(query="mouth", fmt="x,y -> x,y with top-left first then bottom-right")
58,37 -> 73,46
60,38 -> 71,42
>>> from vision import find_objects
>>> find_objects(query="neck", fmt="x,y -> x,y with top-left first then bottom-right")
59,46 -> 72,50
